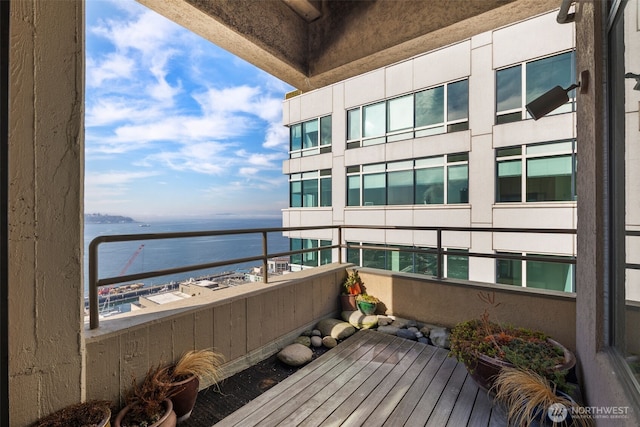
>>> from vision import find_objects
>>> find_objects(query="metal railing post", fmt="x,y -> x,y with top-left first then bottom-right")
89,240 -> 100,329
338,226 -> 343,264
262,231 -> 268,284
436,229 -> 443,280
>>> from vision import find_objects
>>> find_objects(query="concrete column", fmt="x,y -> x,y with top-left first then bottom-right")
8,1 -> 84,425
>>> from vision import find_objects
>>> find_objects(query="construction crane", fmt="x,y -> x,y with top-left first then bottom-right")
118,244 -> 145,276
99,244 -> 145,296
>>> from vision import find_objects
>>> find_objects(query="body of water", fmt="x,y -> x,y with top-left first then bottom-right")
84,217 -> 289,294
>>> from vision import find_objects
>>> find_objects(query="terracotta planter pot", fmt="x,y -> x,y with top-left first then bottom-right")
114,398 -> 177,427
340,294 -> 357,311
466,338 -> 576,391
167,374 -> 199,423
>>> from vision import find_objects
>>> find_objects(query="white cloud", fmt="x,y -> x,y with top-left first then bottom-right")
262,122 -> 289,151
87,53 -> 135,87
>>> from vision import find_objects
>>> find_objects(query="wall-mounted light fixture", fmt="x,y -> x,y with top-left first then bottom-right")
625,73 -> 640,91
526,70 -> 589,121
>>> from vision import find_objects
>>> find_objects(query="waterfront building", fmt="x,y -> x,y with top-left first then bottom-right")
283,11 -> 579,293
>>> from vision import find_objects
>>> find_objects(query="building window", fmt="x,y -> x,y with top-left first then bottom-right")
289,115 -> 332,158
346,79 -> 469,148
496,51 -> 575,124
496,141 -> 576,203
496,253 -> 575,292
289,170 -> 332,207
347,154 -> 468,207
347,242 -> 467,279
290,238 -> 332,268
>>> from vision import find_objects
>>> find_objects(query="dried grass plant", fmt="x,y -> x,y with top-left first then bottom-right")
122,364 -> 174,426
170,349 -> 224,386
492,367 -> 593,427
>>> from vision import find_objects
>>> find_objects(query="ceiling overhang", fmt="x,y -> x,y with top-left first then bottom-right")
138,0 -> 560,91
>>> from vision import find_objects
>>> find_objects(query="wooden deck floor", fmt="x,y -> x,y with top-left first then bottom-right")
214,329 -> 507,427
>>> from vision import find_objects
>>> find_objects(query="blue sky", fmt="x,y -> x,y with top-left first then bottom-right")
85,0 -> 293,220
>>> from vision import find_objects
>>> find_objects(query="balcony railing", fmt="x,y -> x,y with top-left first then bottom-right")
88,225 -> 578,329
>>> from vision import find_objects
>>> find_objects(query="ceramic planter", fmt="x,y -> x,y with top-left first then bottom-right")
466,338 -> 576,391
357,300 -> 377,315
340,294 -> 357,311
114,398 -> 177,427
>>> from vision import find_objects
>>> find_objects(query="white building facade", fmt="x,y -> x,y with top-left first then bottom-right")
282,11 -> 579,293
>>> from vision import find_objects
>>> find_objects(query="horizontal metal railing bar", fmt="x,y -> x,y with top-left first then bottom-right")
344,244 -> 577,265
89,225 -> 578,329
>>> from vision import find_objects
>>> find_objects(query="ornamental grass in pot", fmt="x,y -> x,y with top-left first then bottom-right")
157,349 -> 224,422
32,400 -> 112,427
449,311 -> 575,392
356,293 -> 379,315
492,367 -> 593,427
114,365 -> 176,427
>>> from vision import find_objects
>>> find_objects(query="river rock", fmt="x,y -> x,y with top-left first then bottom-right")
317,318 -> 356,340
377,325 -> 400,335
294,336 -> 311,347
311,329 -> 322,336
397,329 -> 417,340
278,343 -> 313,367
322,336 -> 338,348
377,316 -> 392,326
429,326 -> 451,349
341,311 -> 357,322
310,336 -> 323,347
390,317 -> 411,329
347,311 -> 379,329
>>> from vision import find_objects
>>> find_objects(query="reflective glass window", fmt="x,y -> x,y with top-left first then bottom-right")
363,173 -> 386,205
302,179 -> 318,207
448,79 -> 469,121
496,65 -> 522,112
415,167 -> 444,204
320,177 -> 332,207
363,102 -> 386,138
447,164 -> 469,204
347,109 -> 360,140
415,86 -> 444,127
387,170 -> 414,205
387,95 -> 414,132
527,256 -> 574,292
526,155 -> 573,202
290,181 -> 302,208
497,160 -> 522,202
290,123 -> 302,151
302,119 -> 318,149
320,115 -> 332,146
526,51 -> 575,105
347,175 -> 360,207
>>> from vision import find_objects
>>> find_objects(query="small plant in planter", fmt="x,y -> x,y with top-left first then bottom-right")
157,349 -> 224,422
340,270 -> 363,311
492,367 -> 593,427
449,311 -> 575,391
356,293 -> 379,315
114,365 -> 177,427
32,399 -> 112,427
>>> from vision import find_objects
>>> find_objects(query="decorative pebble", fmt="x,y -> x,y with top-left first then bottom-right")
397,329 -> 417,340
310,336 -> 323,347
311,329 -> 322,336
294,336 -> 311,347
277,344 -> 313,367
322,336 -> 338,348
347,311 -> 378,329
377,325 -> 400,335
317,318 -> 357,340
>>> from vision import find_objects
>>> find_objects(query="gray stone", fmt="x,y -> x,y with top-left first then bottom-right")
317,318 -> 357,340
407,326 -> 419,333
429,327 -> 451,349
397,329 -> 417,340
390,317 -> 411,329
341,311 -> 357,322
347,311 -> 379,329
418,337 -> 430,345
311,329 -> 322,336
419,325 -> 432,336
277,344 -> 313,367
294,336 -> 311,347
301,330 -> 313,337
415,331 -> 424,338
377,325 -> 400,335
377,316 -> 392,326
310,336 -> 323,347
322,336 -> 338,348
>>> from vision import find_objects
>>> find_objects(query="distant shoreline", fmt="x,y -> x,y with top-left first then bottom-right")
84,213 -> 135,224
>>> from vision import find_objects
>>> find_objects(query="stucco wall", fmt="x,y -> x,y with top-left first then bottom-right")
354,268 -> 577,351
8,1 -> 85,425
84,264 -> 346,405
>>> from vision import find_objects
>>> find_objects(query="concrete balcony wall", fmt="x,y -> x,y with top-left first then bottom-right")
355,268 -> 577,351
84,264 -> 347,404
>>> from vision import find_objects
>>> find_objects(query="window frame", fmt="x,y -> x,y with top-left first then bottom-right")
289,115 -> 332,158
495,50 -> 576,124
289,169 -> 332,208
495,140 -> 577,203
346,78 -> 469,149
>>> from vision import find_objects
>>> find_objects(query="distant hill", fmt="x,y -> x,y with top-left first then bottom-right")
85,213 -> 135,224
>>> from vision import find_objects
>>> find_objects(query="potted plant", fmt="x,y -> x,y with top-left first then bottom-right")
492,367 -> 593,427
156,349 -> 224,422
356,293 -> 379,315
32,400 -> 112,427
340,270 -> 363,311
449,311 -> 575,391
114,365 -> 177,427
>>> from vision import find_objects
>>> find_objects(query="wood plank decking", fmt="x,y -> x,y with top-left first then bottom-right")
214,329 -> 507,427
